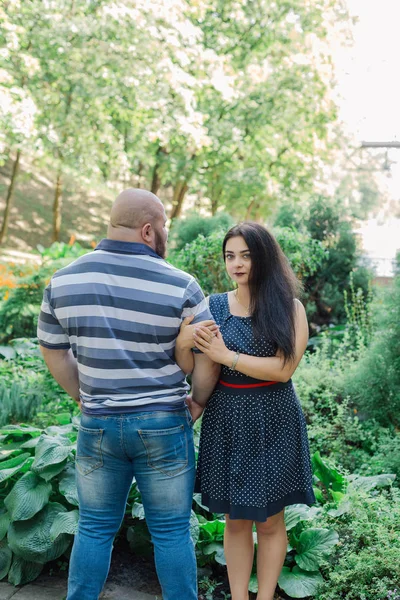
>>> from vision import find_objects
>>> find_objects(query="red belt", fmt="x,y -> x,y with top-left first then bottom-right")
219,379 -> 278,389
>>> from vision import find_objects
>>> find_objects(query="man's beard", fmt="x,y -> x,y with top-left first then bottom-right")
155,229 -> 167,258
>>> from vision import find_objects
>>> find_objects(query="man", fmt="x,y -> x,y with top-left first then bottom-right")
37,189 -> 220,600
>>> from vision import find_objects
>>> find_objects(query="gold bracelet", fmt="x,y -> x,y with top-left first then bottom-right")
231,351 -> 240,371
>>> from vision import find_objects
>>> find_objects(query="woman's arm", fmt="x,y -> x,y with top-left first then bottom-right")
193,300 -> 308,382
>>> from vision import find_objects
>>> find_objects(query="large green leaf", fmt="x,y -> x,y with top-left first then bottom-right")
347,473 -> 396,492
7,555 -> 43,586
312,452 -> 346,493
0,541 -> 12,580
0,512 -> 11,541
5,472 -> 52,522
58,465 -> 79,506
284,504 -> 318,531
278,566 -> 323,598
199,519 -> 225,543
0,453 -> 31,471
36,459 -> 69,482
0,454 -> 31,484
32,435 -> 73,476
295,528 -> 339,571
0,448 -> 24,462
0,425 -> 42,441
49,510 -> 79,541
203,542 -> 226,565
7,502 -> 70,564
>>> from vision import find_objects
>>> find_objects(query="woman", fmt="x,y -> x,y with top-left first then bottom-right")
176,222 -> 315,600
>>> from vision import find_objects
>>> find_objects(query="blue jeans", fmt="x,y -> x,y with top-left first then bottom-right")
67,409 -> 196,600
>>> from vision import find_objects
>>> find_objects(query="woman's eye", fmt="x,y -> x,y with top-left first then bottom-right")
243,254 -> 251,260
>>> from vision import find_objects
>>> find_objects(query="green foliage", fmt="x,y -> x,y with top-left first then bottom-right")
0,338 -> 78,427
0,243 -> 87,342
342,276 -> 400,426
0,381 -> 42,427
169,230 -> 231,297
316,487 -> 400,599
0,422 -> 79,584
168,226 -> 325,298
275,195 -> 373,325
169,213 -> 235,252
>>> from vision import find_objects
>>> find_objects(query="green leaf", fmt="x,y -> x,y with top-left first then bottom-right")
203,542 -> 226,565
20,437 -> 41,449
312,452 -> 346,493
132,502 -> 145,520
0,454 -> 31,484
347,473 -> 396,492
248,573 -> 258,593
0,512 -> 11,541
5,472 -> 52,522
190,510 -> 199,546
295,528 -> 339,571
199,519 -> 225,543
284,504 -> 318,531
0,541 -> 12,580
58,465 -> 79,506
7,555 -> 43,586
32,435 -> 72,475
36,459 -> 68,482
0,448 -> 23,462
327,500 -> 352,518
278,566 -> 323,598
49,510 -> 79,541
0,346 -> 16,360
0,453 -> 31,471
7,502 -> 71,564
0,425 -> 42,440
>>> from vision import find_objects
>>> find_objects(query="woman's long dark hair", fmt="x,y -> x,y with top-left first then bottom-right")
223,222 -> 302,363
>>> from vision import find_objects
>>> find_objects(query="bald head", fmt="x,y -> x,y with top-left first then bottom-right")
107,188 -> 168,256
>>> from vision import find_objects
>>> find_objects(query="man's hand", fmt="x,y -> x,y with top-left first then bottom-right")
186,396 -> 204,422
40,346 -> 80,403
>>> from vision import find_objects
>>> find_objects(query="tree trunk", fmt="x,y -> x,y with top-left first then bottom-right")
0,149 -> 21,245
151,163 -> 161,195
52,170 -> 63,242
169,181 -> 188,220
245,199 -> 256,220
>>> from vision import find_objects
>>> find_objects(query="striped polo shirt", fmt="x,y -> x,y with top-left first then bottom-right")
37,239 -> 212,414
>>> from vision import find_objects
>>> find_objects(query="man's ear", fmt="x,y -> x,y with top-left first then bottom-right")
141,222 -> 153,243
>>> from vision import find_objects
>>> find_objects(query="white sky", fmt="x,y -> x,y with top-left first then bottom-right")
333,0 -> 399,271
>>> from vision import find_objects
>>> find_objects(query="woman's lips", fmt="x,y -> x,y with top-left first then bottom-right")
234,272 -> 246,276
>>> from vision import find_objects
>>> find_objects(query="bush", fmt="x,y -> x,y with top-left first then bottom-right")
343,276 -> 400,426
169,212 -> 235,252
274,195 -> 373,326
169,226 -> 325,298
0,243 -> 88,343
317,486 -> 400,599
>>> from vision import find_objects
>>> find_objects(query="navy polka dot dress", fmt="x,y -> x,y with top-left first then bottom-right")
195,293 -> 315,522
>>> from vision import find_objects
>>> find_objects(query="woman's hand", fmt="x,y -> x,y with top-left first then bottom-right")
193,327 -> 233,365
177,315 -> 219,351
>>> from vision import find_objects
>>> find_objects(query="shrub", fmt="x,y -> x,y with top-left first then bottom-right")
317,486 -> 400,599
169,212 -> 235,252
343,276 -> 400,426
169,226 -> 325,298
0,243 -> 88,343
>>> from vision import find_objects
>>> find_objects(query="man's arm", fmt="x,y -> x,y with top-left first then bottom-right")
40,346 -> 80,403
187,353 -> 220,421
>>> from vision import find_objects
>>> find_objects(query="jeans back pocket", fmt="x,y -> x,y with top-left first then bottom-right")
138,424 -> 188,477
76,425 -> 104,476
